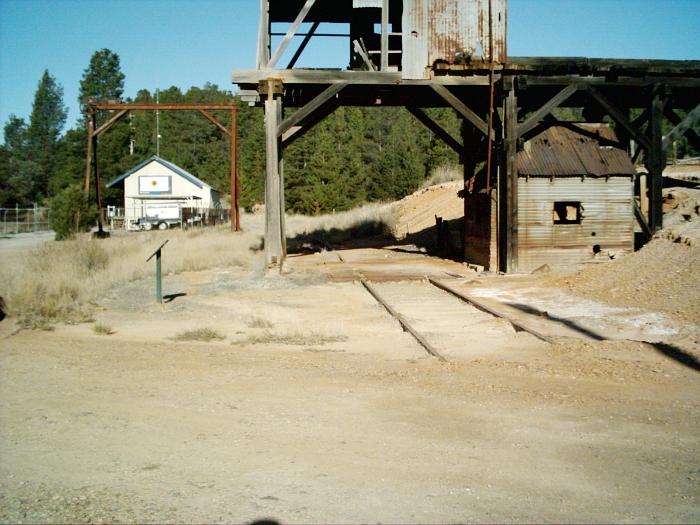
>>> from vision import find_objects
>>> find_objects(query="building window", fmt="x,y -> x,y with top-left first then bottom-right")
553,201 -> 581,224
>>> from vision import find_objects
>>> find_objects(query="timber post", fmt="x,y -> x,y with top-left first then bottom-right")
264,80 -> 286,270
647,89 -> 665,232
503,84 -> 519,273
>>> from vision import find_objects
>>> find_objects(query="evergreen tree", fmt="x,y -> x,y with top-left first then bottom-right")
78,49 -> 128,204
79,48 -> 125,121
26,70 -> 67,202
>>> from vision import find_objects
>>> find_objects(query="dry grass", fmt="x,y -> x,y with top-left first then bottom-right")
172,327 -> 226,342
92,323 -> 115,336
234,329 -> 348,347
422,163 -> 461,188
2,202 -> 402,330
247,317 -> 274,329
0,226 -> 261,328
286,202 -> 398,244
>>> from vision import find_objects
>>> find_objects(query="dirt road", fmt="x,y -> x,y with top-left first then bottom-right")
1,251 -> 699,523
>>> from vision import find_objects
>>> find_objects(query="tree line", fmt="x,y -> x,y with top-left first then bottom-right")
0,48 -> 461,232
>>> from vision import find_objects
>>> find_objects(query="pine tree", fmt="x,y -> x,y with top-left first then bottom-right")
26,70 -> 67,202
79,48 -> 125,121
78,49 -> 128,203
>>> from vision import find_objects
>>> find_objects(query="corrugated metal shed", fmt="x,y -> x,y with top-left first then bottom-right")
514,124 -> 635,272
518,124 -> 636,177
402,0 -> 507,79
517,178 -> 634,271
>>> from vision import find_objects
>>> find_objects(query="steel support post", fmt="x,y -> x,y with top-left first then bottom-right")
156,250 -> 162,304
91,112 -> 106,235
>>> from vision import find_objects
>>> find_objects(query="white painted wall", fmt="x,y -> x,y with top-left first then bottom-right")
122,160 -> 220,222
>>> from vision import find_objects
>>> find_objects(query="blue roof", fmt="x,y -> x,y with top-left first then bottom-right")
106,156 -> 210,189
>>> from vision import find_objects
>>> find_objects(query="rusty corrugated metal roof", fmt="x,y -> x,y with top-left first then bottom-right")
518,123 -> 636,177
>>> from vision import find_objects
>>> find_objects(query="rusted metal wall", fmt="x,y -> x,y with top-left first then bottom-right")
402,0 -> 507,79
517,177 -> 634,272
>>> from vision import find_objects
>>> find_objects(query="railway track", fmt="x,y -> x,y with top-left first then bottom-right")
360,278 -> 546,361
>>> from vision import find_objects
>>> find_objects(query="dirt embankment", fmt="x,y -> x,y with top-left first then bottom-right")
393,181 -> 463,238
545,188 -> 700,325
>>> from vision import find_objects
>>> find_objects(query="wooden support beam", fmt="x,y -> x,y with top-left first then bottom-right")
662,102 -> 700,151
381,0 -> 389,71
277,99 -> 286,260
633,201 -> 652,238
647,93 -> 665,232
94,109 -> 129,137
287,21 -> 319,69
406,107 -> 463,155
267,0 -> 316,69
665,106 -> 700,152
504,88 -> 518,273
353,39 -> 376,71
256,0 -> 269,69
587,85 -> 652,151
281,101 -> 338,148
517,83 -> 579,137
278,82 -> 347,138
265,96 -> 285,269
431,84 -> 489,136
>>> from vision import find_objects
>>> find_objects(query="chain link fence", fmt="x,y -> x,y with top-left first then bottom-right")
0,207 -> 51,234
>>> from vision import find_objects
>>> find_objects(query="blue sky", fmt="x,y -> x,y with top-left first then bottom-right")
0,0 -> 698,132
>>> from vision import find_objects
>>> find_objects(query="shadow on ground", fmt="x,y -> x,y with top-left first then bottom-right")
286,216 -> 463,262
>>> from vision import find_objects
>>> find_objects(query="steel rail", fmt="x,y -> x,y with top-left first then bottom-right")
361,279 -> 447,362
427,278 -> 554,344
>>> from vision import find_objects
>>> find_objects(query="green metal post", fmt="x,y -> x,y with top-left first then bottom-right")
147,240 -> 168,304
156,250 -> 162,303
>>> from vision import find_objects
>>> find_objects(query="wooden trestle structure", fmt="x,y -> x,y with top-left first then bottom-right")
235,1 -> 700,272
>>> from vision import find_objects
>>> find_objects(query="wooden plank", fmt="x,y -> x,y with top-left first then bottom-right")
361,280 -> 446,361
353,39 -> 376,71
516,83 -> 578,137
267,0 -> 316,69
380,0 -> 389,71
662,102 -> 700,151
406,107 -> 463,155
256,0 -> 269,69
431,84 -> 489,136
234,68 -> 492,86
287,21 -> 319,69
505,88 -> 518,273
264,97 -> 284,268
587,85 -> 652,151
427,278 -> 554,343
633,201 -> 652,238
278,82 -> 347,137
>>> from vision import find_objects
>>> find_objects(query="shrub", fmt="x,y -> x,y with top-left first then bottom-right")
48,184 -> 98,240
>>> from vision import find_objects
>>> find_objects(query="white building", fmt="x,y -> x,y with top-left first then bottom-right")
106,156 -> 221,230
